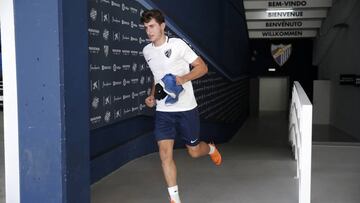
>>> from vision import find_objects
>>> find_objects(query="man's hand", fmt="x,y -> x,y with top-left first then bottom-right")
145,95 -> 156,108
176,76 -> 187,85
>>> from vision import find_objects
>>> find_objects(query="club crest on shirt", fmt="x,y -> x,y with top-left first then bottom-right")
164,49 -> 172,58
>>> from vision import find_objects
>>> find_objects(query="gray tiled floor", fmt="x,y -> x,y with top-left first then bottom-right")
91,113 -> 360,203
1,112 -> 359,203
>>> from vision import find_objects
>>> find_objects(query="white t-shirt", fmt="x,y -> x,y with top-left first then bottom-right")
143,37 -> 198,112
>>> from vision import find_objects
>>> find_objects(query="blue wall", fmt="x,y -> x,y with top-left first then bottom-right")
7,0 -> 90,202
151,0 -> 250,76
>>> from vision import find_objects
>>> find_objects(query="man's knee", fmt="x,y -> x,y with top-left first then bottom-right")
187,146 -> 201,158
159,147 -> 173,163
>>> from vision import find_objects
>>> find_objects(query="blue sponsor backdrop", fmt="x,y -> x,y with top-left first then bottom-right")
88,0 -> 153,129
89,0 -> 249,182
88,0 -> 248,130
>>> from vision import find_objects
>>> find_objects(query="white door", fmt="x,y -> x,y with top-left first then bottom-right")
259,77 -> 289,111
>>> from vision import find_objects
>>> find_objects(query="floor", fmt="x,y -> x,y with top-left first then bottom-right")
91,112 -> 360,203
0,112 -> 359,203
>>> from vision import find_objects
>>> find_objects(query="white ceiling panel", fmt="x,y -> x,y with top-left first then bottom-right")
247,20 -> 322,30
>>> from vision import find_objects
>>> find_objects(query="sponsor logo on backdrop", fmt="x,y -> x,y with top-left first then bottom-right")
122,20 -> 130,26
113,96 -> 122,102
112,16 -> 121,24
139,9 -> 144,16
123,108 -> 131,115
103,95 -> 112,106
100,0 -> 110,4
90,116 -> 102,124
131,21 -> 138,29
138,51 -> 143,56
101,65 -> 112,71
122,64 -> 130,71
147,76 -> 152,83
139,64 -> 145,71
90,8 -> 97,21
132,92 -> 139,99
165,31 -> 173,37
140,76 -> 145,85
122,3 -> 129,11
122,34 -> 130,41
132,107 -> 139,112
130,36 -> 138,42
123,79 -> 130,86
113,81 -> 122,86
130,7 -> 138,14
139,104 -> 146,111
138,24 -> 144,29
113,64 -> 121,71
102,81 -> 112,88
103,29 -> 110,40
89,46 -> 100,54
104,111 -> 111,123
132,63 -> 137,72
139,90 -> 146,96
112,48 -> 122,55
139,37 -> 146,44
147,88 -> 151,95
102,12 -> 110,23
131,78 -> 139,85
90,64 -> 100,71
131,51 -> 138,56
104,45 -> 109,57
111,0 -> 120,8
113,32 -> 121,41
122,50 -> 130,56
271,44 -> 292,66
114,109 -> 122,119
88,28 -> 100,36
91,80 -> 100,91
92,97 -> 100,109
123,94 -> 131,100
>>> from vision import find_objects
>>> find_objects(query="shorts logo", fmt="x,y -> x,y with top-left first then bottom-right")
190,139 -> 198,144
164,49 -> 172,58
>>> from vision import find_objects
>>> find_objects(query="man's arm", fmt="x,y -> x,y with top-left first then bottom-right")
176,57 -> 208,85
145,81 -> 156,108
150,81 -> 155,96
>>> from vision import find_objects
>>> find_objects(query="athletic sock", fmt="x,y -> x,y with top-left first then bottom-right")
168,185 -> 181,203
208,144 -> 215,155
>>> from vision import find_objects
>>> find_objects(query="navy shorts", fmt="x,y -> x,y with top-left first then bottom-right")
154,108 -> 200,146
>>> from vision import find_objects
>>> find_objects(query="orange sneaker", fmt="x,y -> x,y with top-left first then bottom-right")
170,200 -> 176,203
209,143 -> 222,166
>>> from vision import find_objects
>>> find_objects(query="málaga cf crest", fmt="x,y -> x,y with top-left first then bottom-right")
271,44 -> 292,66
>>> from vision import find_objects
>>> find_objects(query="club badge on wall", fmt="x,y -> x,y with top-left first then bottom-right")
271,44 -> 292,66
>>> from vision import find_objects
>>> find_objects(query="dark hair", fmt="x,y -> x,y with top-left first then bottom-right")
140,9 -> 165,24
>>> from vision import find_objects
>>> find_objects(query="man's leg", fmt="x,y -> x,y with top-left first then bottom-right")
158,139 -> 181,203
177,108 -> 222,165
186,141 -> 210,158
158,139 -> 176,186
186,142 -> 222,166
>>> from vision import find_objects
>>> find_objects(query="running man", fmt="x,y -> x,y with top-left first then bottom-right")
140,9 -> 222,203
